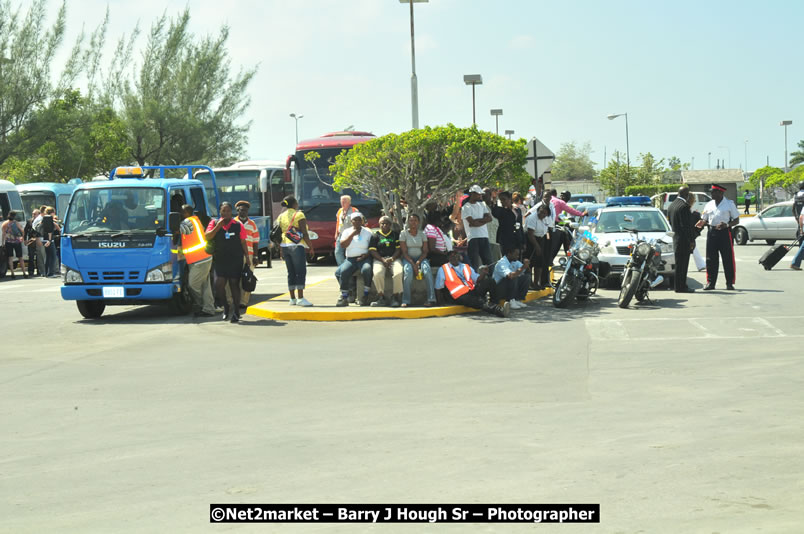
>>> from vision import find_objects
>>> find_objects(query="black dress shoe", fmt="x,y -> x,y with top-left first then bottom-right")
229,313 -> 239,323
726,284 -> 735,290
703,284 -> 715,291
675,287 -> 695,293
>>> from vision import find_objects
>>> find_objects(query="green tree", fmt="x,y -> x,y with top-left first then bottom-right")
330,125 -> 529,226
748,166 -> 783,191
111,9 -> 257,168
789,140 -> 804,167
633,152 -> 666,184
0,89 -> 128,182
765,166 -> 804,197
550,141 -> 597,181
597,151 -> 664,196
0,0 -> 95,165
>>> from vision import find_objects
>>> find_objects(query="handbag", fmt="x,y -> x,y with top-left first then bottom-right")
270,222 -> 283,244
241,263 -> 257,292
284,210 -> 303,244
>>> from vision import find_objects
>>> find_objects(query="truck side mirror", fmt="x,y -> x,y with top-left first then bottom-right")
169,212 -> 181,233
259,170 -> 268,193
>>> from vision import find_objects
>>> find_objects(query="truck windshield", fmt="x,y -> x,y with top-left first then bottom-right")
64,187 -> 166,234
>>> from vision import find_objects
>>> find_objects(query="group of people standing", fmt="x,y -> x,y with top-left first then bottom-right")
669,184 -> 739,292
1,206 -> 60,279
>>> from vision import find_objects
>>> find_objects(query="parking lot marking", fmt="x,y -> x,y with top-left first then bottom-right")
587,316 -> 804,341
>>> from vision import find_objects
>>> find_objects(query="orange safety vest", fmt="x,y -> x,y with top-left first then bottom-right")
180,216 -> 211,264
440,263 -> 475,299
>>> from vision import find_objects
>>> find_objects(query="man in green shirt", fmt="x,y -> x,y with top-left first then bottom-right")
369,216 -> 402,307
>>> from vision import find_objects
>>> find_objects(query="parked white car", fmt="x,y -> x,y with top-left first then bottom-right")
733,201 -> 797,245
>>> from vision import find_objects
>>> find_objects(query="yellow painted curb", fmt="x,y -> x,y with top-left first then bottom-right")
246,288 -> 553,322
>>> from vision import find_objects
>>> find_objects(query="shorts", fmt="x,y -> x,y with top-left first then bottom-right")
4,241 -> 23,258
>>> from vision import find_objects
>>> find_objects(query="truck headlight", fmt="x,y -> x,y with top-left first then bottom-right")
146,262 -> 173,282
62,266 -> 83,284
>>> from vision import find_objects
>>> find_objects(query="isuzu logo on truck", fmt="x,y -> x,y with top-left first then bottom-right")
98,242 -> 126,248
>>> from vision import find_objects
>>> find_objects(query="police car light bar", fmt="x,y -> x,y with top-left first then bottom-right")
605,196 -> 652,207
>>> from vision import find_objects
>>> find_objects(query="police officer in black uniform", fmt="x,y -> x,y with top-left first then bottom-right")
667,186 -> 695,293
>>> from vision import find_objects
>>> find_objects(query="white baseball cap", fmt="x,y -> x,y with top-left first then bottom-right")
469,185 -> 484,195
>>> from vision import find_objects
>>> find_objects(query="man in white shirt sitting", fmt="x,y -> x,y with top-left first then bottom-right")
461,184 -> 493,270
334,212 -> 374,306
434,249 -> 510,317
697,183 -> 739,290
492,247 -> 530,309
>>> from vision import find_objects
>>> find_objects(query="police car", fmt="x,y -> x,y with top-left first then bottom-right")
591,196 -> 676,282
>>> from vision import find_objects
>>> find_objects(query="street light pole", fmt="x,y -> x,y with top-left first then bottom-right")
490,109 -> 503,135
400,0 -> 428,130
289,113 -> 303,144
504,129 -> 514,140
607,113 -> 630,174
781,120 -> 792,172
744,140 -> 748,172
718,145 -> 731,168
708,152 -> 712,169
463,75 -> 483,126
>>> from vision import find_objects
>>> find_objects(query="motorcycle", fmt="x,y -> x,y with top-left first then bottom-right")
617,225 -> 673,308
553,225 -> 605,308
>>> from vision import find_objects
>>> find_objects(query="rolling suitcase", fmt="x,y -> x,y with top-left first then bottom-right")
759,237 -> 802,270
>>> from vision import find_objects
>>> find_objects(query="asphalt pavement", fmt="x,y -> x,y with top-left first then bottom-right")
2,244 -> 803,533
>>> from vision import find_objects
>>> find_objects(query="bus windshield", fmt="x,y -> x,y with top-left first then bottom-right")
20,192 -> 56,219
296,148 -> 372,205
196,170 -> 262,217
64,187 -> 167,234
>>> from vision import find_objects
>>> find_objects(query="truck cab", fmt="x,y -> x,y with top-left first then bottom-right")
60,166 -> 219,319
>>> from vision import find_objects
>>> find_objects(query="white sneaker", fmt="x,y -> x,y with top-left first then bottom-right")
509,300 -> 524,309
297,298 -> 313,307
514,299 -> 527,309
289,298 -> 297,305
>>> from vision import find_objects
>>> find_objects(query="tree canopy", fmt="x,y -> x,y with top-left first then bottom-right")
597,152 -> 667,196
329,125 -> 529,226
0,3 -> 256,182
790,140 -> 804,167
550,141 -> 597,181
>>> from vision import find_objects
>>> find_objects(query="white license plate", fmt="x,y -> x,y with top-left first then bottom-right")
102,286 -> 125,298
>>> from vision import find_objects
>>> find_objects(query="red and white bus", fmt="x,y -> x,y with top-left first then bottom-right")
284,131 -> 382,256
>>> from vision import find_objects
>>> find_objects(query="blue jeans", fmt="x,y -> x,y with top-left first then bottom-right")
792,241 -> 804,268
282,245 -> 307,290
335,256 -> 372,291
334,241 -> 346,266
467,237 -> 492,270
402,258 -> 435,305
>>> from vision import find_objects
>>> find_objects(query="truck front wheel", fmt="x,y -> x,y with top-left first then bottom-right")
77,300 -> 106,319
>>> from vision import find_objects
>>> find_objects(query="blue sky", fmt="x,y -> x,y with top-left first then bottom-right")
54,0 -> 802,171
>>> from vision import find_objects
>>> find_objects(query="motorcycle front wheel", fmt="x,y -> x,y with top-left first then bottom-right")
618,268 -> 640,308
553,269 -> 579,308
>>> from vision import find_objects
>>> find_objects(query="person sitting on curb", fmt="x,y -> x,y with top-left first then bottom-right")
369,215 -> 403,307
335,212 -> 374,306
434,249 -> 510,318
492,246 -> 530,310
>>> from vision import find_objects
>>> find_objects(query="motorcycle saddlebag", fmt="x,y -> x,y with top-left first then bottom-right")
759,244 -> 791,271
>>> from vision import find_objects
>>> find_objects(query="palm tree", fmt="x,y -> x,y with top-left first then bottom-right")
791,140 -> 804,167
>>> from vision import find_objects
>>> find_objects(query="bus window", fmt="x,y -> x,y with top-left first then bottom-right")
58,195 -> 71,217
271,170 -> 285,203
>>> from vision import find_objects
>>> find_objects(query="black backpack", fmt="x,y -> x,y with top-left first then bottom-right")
794,190 -> 804,219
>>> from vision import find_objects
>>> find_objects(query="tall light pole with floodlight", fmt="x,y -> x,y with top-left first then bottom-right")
607,113 -> 629,173
781,120 -> 793,172
289,113 -> 303,144
490,109 -> 502,135
505,129 -> 514,140
399,0 -> 428,130
463,74 -> 482,126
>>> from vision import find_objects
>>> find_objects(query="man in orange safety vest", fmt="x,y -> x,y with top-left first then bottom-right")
179,204 -> 215,317
434,249 -> 509,317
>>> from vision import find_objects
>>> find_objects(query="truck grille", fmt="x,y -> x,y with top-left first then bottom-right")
616,246 -> 631,255
86,270 -> 142,282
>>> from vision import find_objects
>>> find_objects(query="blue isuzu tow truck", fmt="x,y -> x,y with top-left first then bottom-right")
60,165 -> 219,318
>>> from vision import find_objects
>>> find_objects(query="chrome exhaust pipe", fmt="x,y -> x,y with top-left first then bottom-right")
650,275 -> 664,288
